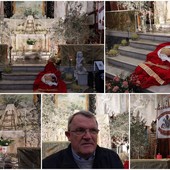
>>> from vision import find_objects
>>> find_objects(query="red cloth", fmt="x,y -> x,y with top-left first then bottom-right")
123,160 -> 129,169
131,42 -> 170,89
33,62 -> 67,93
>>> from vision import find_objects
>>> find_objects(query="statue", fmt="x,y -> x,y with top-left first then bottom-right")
76,51 -> 87,74
74,51 -> 88,85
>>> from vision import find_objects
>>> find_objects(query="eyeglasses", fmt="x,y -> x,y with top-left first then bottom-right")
69,128 -> 99,135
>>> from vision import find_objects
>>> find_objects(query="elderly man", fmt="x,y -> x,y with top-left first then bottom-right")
43,110 -> 124,169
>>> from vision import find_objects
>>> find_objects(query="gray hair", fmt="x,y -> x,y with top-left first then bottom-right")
67,110 -> 98,130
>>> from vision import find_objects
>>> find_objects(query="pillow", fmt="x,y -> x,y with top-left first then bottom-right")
160,48 -> 170,56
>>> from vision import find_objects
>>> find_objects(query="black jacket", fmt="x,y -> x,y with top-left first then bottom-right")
43,144 -> 124,169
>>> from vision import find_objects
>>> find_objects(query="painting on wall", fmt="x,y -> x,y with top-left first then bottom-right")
54,94 -> 89,110
12,1 -> 45,16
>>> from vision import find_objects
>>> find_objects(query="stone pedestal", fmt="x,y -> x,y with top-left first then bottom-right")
77,72 -> 88,86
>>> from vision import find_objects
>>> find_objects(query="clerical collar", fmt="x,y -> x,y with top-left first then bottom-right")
71,148 -> 95,161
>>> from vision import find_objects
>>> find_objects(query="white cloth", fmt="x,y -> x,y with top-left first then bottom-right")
158,45 -> 170,62
41,73 -> 58,86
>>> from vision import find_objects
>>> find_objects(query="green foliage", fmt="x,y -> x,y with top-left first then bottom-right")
110,112 -> 129,140
0,137 -> 14,146
64,73 -> 74,81
24,8 -> 39,16
1,95 -> 28,107
121,39 -> 128,46
71,83 -> 82,92
53,2 -> 94,44
107,49 -> 118,56
3,65 -> 12,73
42,94 -> 56,125
113,44 -> 119,50
27,38 -> 36,45
131,33 -> 139,40
117,2 -> 150,11
42,94 -> 85,137
130,113 -> 149,158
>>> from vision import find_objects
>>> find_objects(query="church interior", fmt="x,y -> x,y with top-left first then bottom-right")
130,94 -> 170,169
0,1 -> 104,93
42,93 -> 129,168
105,1 -> 170,93
0,93 -> 170,168
0,94 -> 41,169
0,1 -> 170,169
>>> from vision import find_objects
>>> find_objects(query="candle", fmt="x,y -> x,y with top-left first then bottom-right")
156,153 -> 162,159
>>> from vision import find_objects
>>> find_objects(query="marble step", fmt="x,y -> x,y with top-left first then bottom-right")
0,77 -> 75,91
9,64 -> 45,72
118,46 -> 151,60
129,39 -> 165,51
0,89 -> 34,93
138,32 -> 170,42
106,54 -> 144,72
0,80 -> 34,90
106,63 -> 131,79
2,72 -> 38,80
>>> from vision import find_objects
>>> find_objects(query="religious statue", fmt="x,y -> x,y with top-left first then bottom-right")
75,51 -> 87,74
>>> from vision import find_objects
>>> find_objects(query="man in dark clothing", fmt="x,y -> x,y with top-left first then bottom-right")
43,111 -> 124,169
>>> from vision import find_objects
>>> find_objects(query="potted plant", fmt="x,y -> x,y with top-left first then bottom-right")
131,33 -> 139,41
107,49 -> 119,57
121,39 -> 128,46
26,38 -> 36,45
0,137 -> 14,154
113,44 -> 119,50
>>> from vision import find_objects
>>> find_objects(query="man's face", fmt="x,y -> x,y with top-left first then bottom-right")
65,115 -> 98,159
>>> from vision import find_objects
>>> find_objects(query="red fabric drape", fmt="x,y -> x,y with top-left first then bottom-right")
157,138 -> 170,158
33,62 -> 67,93
131,42 -> 170,89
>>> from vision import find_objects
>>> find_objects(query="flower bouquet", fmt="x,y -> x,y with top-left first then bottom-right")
106,74 -> 142,93
0,137 -> 13,146
26,38 -> 36,45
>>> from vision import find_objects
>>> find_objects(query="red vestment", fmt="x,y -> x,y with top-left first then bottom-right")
131,42 -> 170,89
33,62 -> 67,93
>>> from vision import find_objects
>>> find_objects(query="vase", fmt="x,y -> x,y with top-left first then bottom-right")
28,45 -> 34,52
1,146 -> 8,154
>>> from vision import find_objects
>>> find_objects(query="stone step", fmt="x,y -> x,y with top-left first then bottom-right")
0,89 -> 35,93
118,46 -> 151,60
129,39 -> 164,51
10,64 -> 45,72
106,31 -> 170,93
106,63 -> 131,79
0,80 -> 34,90
2,72 -> 38,80
146,84 -> 170,93
0,78 -> 75,91
106,55 -> 144,72
138,32 -> 170,42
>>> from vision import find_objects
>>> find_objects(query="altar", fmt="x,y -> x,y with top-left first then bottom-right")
9,15 -> 52,55
14,34 -> 47,53
1,14 -> 56,62
131,159 -> 170,169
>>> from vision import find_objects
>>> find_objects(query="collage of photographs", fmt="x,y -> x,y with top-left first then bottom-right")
0,0 -> 170,169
